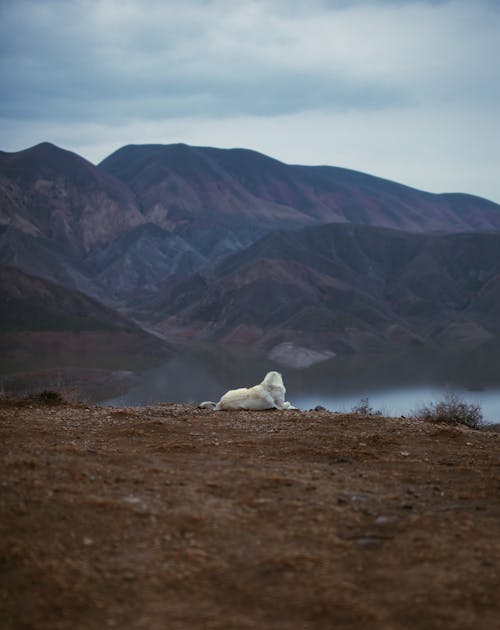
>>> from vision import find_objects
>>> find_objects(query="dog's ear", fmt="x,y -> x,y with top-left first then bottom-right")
272,371 -> 284,386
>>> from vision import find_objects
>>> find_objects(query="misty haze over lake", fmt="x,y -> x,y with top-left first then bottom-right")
105,346 -> 500,424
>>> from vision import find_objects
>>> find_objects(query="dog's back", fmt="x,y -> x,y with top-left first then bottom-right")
218,385 -> 272,410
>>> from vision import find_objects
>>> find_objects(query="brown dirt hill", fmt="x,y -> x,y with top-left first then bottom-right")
1,401 -> 499,630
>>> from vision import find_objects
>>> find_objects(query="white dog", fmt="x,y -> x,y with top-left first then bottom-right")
199,371 -> 296,411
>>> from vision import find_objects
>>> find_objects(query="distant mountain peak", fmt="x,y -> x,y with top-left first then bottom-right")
0,141 -> 145,254
99,142 -> 500,234
16,141 -> 88,162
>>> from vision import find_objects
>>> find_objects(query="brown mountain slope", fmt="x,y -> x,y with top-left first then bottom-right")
100,143 -> 500,233
99,143 -> 314,230
137,224 -> 500,358
2,141 -> 500,363
0,142 -> 145,254
0,265 -> 171,373
2,141 -> 500,306
0,264 -> 138,332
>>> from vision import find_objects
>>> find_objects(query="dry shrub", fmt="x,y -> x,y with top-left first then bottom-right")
351,397 -> 382,416
0,390 -> 65,407
414,392 -> 483,429
33,390 -> 65,405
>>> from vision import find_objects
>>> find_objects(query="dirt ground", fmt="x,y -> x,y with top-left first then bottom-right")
1,401 -> 499,630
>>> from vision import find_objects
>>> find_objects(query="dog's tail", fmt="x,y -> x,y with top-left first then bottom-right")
198,401 -> 218,410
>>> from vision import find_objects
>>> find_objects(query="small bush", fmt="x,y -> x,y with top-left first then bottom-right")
414,392 -> 482,429
33,390 -> 65,406
0,390 -> 67,408
351,397 -> 382,416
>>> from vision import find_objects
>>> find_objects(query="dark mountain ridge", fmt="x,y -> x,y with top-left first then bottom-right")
100,143 -> 500,233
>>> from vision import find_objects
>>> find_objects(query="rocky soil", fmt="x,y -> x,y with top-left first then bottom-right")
1,400 -> 499,629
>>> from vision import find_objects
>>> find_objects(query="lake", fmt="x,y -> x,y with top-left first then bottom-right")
104,345 -> 500,424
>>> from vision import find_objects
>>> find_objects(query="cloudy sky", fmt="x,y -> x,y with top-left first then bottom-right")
1,0 -> 499,201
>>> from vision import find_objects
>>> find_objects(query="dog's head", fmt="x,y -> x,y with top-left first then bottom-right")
261,371 -> 284,390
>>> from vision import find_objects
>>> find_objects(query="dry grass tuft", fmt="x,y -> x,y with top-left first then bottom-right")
413,392 -> 483,429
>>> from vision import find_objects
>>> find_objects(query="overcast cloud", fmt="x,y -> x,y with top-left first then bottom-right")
1,0 -> 499,201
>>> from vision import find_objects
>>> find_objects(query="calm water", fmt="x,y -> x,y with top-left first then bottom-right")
294,387 -> 500,423
104,345 -> 500,424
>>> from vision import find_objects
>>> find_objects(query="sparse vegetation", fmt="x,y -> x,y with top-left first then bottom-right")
351,397 -> 382,416
34,390 -> 65,405
0,389 -> 67,408
413,392 -> 483,429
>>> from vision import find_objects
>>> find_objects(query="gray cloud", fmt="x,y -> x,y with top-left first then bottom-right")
0,0 -> 499,201
0,0 -> 413,121
4,0 -> 491,120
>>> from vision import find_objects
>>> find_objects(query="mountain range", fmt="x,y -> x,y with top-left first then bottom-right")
1,141 -> 500,371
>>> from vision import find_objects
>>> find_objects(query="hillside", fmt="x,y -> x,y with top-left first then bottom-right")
0,264 -> 134,333
0,142 -> 144,254
0,265 -> 172,374
2,142 -> 500,305
100,143 -> 500,234
133,224 -> 500,359
0,142 -> 148,300
1,400 -> 499,629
